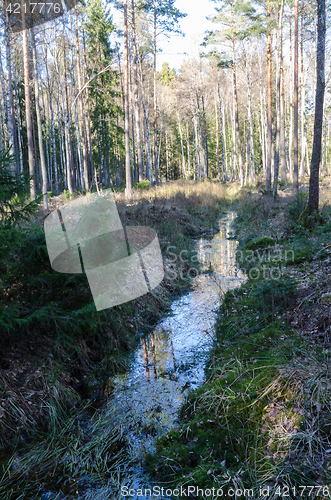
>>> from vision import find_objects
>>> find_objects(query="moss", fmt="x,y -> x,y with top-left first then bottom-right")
245,237 -> 276,251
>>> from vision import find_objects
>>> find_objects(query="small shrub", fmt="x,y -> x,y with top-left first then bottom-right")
133,180 -> 150,190
286,192 -> 308,225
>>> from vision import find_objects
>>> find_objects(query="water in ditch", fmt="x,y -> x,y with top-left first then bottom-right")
41,212 -> 245,500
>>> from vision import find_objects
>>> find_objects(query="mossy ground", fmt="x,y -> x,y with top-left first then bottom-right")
146,182 -> 331,499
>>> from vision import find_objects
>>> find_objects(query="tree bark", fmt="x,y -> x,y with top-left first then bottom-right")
215,98 -> 221,181
3,5 -> 18,170
308,0 -> 326,212
22,6 -> 36,199
124,0 -> 132,196
82,27 -> 94,187
153,0 -> 159,184
280,30 -> 287,184
32,29 -> 48,209
293,0 -> 299,190
177,111 -> 186,178
202,94 -> 209,178
131,0 -> 144,181
266,0 -> 272,190
74,4 -> 89,192
273,0 -> 284,197
232,34 -> 243,186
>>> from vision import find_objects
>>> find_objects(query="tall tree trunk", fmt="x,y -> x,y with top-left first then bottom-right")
3,5 -> 17,169
82,27 -> 94,186
217,84 -> 225,181
293,0 -> 299,190
140,65 -> 152,181
246,55 -> 255,184
232,34 -> 243,186
258,54 -> 266,175
280,32 -> 287,183
299,19 -> 306,178
124,0 -> 132,196
130,70 -> 137,182
186,121 -> 191,178
153,0 -> 159,184
230,84 -> 237,180
32,30 -> 48,209
202,94 -> 209,178
273,0 -> 284,197
22,8 -> 36,199
0,46 -> 8,148
63,36 -> 74,193
215,98 -> 221,181
288,11 -> 294,181
266,0 -> 272,190
131,0 -> 144,181
177,111 -> 186,178
74,4 -> 89,192
13,48 -> 23,173
308,0 -> 326,212
45,49 -> 58,195
222,95 -> 228,180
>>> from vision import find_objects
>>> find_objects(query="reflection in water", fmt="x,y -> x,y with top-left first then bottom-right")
74,212 -> 245,500
142,337 -> 149,380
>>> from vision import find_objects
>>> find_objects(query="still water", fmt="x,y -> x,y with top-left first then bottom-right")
40,212 -> 245,500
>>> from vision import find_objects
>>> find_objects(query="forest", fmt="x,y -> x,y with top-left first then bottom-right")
0,0 -> 328,202
0,0 -> 331,498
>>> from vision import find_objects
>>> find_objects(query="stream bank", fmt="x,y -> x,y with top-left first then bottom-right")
147,188 -> 331,499
0,181 -> 233,499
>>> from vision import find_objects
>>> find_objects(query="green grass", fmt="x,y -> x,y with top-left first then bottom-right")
145,189 -> 331,499
0,180 -> 232,498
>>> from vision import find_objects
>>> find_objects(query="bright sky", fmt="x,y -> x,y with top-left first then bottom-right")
109,0 -> 216,72
156,0 -> 216,71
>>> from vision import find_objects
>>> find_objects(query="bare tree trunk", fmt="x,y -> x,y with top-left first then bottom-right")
186,121 -> 191,178
299,19 -> 307,178
246,54 -> 255,184
293,0 -> 299,190
13,48 -> 23,173
124,0 -> 132,196
22,7 -> 36,199
32,30 -> 48,209
280,32 -> 287,183
177,111 -> 186,178
288,12 -> 293,181
0,46 -> 8,148
82,27 -> 94,186
230,86 -> 237,180
222,96 -> 228,180
45,48 -> 58,195
273,0 -> 284,197
74,4 -> 89,192
165,130 -> 169,180
131,0 -> 144,181
202,94 -> 209,178
215,98 -> 221,181
3,5 -> 17,169
308,0 -> 326,212
153,0 -> 159,184
193,116 -> 199,180
266,0 -> 272,190
232,34 -> 243,185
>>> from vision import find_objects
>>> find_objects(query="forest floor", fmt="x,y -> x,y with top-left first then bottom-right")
0,180 -> 235,498
146,177 -> 331,499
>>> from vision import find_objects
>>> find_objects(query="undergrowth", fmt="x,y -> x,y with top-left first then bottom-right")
0,154 -> 231,498
146,188 -> 331,499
